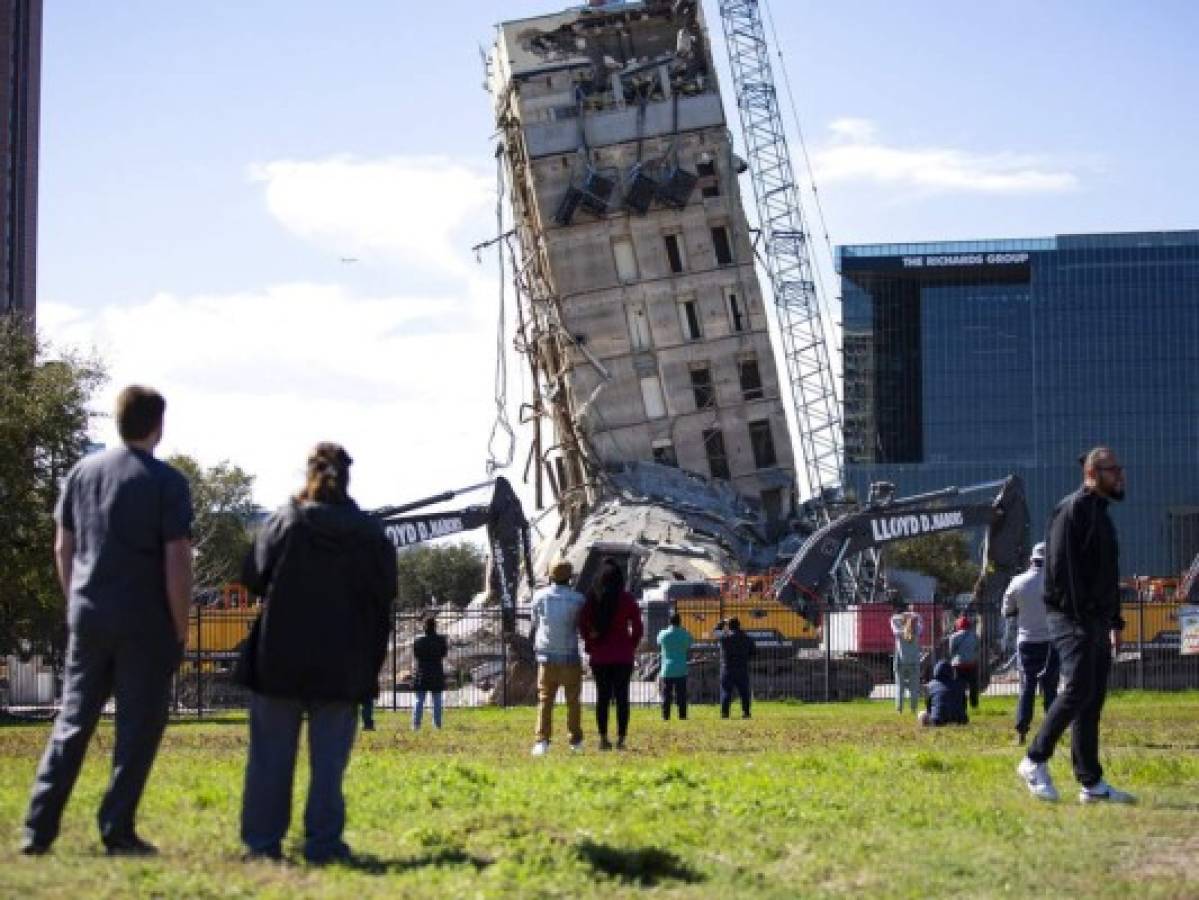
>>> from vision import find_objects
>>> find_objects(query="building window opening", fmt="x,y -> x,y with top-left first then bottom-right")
640,374 -> 667,419
612,236 -> 638,282
703,428 -> 731,480
739,357 -> 763,400
698,160 -> 720,198
626,303 -> 651,351
690,365 -> 715,409
711,225 -> 734,266
664,233 -> 685,273
726,290 -> 745,332
748,419 -> 777,469
679,300 -> 702,341
652,439 -> 677,467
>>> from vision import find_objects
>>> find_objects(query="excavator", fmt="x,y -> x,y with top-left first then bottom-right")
372,476 -> 535,633
773,475 -> 1031,624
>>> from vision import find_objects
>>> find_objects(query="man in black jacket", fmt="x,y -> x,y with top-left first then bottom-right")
237,443 -> 397,862
1017,447 -> 1135,804
715,618 -> 756,719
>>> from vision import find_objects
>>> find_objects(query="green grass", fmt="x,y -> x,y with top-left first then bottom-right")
2,693 -> 1197,898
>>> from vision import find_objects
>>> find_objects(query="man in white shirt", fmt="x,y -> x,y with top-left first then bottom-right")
1002,542 -> 1060,746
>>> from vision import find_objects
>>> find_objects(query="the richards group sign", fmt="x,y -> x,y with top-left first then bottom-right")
839,250 -> 1035,274
901,252 -> 1030,269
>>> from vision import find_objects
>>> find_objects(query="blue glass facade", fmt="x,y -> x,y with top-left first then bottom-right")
838,230 -> 1199,577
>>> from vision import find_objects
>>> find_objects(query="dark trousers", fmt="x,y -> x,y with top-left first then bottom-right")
1015,640 -> 1060,736
1027,613 -> 1112,788
241,694 -> 358,861
360,698 -> 374,729
24,626 -> 179,848
592,662 -> 633,739
954,664 -> 980,709
661,676 -> 688,720
720,670 -> 751,718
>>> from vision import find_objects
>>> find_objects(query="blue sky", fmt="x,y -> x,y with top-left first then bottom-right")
38,1 -> 1199,511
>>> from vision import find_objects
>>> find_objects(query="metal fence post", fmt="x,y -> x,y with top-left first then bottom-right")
195,602 -> 204,720
823,602 -> 831,702
1138,588 -> 1146,690
392,610 -> 399,712
501,609 -> 509,708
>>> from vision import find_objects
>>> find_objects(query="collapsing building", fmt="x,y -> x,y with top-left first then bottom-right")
489,0 -> 801,584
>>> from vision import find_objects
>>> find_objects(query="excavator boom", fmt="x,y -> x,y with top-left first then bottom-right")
774,475 -> 1030,618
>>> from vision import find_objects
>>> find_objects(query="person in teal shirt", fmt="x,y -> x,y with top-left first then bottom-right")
656,613 -> 694,720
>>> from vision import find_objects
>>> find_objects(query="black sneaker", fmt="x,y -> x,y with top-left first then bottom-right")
241,848 -> 283,863
599,737 -> 613,751
20,840 -> 51,856
616,736 -> 627,750
104,834 -> 158,857
1015,731 -> 1027,746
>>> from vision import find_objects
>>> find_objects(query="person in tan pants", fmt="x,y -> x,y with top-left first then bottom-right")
529,560 -> 586,755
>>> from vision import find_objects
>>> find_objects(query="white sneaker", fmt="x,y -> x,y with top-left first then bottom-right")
1017,757 -> 1059,802
531,740 -> 549,757
1079,780 -> 1136,805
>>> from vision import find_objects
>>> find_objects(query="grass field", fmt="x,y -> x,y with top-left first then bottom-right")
1,693 -> 1197,898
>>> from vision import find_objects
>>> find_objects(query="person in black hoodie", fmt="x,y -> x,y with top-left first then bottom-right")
237,443 -> 397,862
919,661 -> 968,727
411,616 -> 448,730
715,618 -> 756,719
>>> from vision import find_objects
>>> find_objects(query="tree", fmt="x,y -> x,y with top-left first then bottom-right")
0,319 -> 105,656
165,455 -> 257,589
884,531 -> 979,598
396,542 -> 486,610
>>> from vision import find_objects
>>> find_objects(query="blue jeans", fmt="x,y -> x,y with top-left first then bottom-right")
241,694 -> 357,861
1015,641 -> 1060,736
894,660 -> 920,712
412,691 -> 443,729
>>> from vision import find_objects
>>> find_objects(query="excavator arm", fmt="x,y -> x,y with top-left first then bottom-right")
372,476 -> 533,632
774,475 -> 1030,620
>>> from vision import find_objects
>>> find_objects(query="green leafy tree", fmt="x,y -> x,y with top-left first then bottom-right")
0,320 -> 105,656
884,530 -> 979,598
166,455 -> 257,590
396,542 -> 486,610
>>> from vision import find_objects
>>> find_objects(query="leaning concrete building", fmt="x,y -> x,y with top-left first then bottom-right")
489,0 -> 797,544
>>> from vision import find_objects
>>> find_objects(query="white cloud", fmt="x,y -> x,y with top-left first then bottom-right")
39,275 -> 519,514
814,118 -> 1079,194
249,156 -> 494,275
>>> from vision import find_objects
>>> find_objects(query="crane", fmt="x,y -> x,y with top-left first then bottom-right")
716,0 -> 844,513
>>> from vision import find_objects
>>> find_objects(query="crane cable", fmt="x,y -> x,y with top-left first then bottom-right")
486,145 -> 516,476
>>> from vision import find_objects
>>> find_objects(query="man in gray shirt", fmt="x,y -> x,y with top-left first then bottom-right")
21,386 -> 193,856
1002,542 -> 1060,746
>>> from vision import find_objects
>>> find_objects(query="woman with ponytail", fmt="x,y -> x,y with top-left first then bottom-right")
237,443 -> 397,863
579,558 -> 644,750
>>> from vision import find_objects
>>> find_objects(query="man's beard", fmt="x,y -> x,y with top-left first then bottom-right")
1108,487 -> 1125,502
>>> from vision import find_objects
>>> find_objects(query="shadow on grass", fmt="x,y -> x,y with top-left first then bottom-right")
575,840 -> 703,886
322,848 -> 493,874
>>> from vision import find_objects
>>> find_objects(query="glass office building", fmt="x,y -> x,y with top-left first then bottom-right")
838,230 -> 1199,577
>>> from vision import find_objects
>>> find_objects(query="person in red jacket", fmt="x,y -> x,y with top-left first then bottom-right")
580,558 -> 644,750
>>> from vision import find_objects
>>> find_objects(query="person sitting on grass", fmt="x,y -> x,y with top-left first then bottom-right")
919,661 -> 969,727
